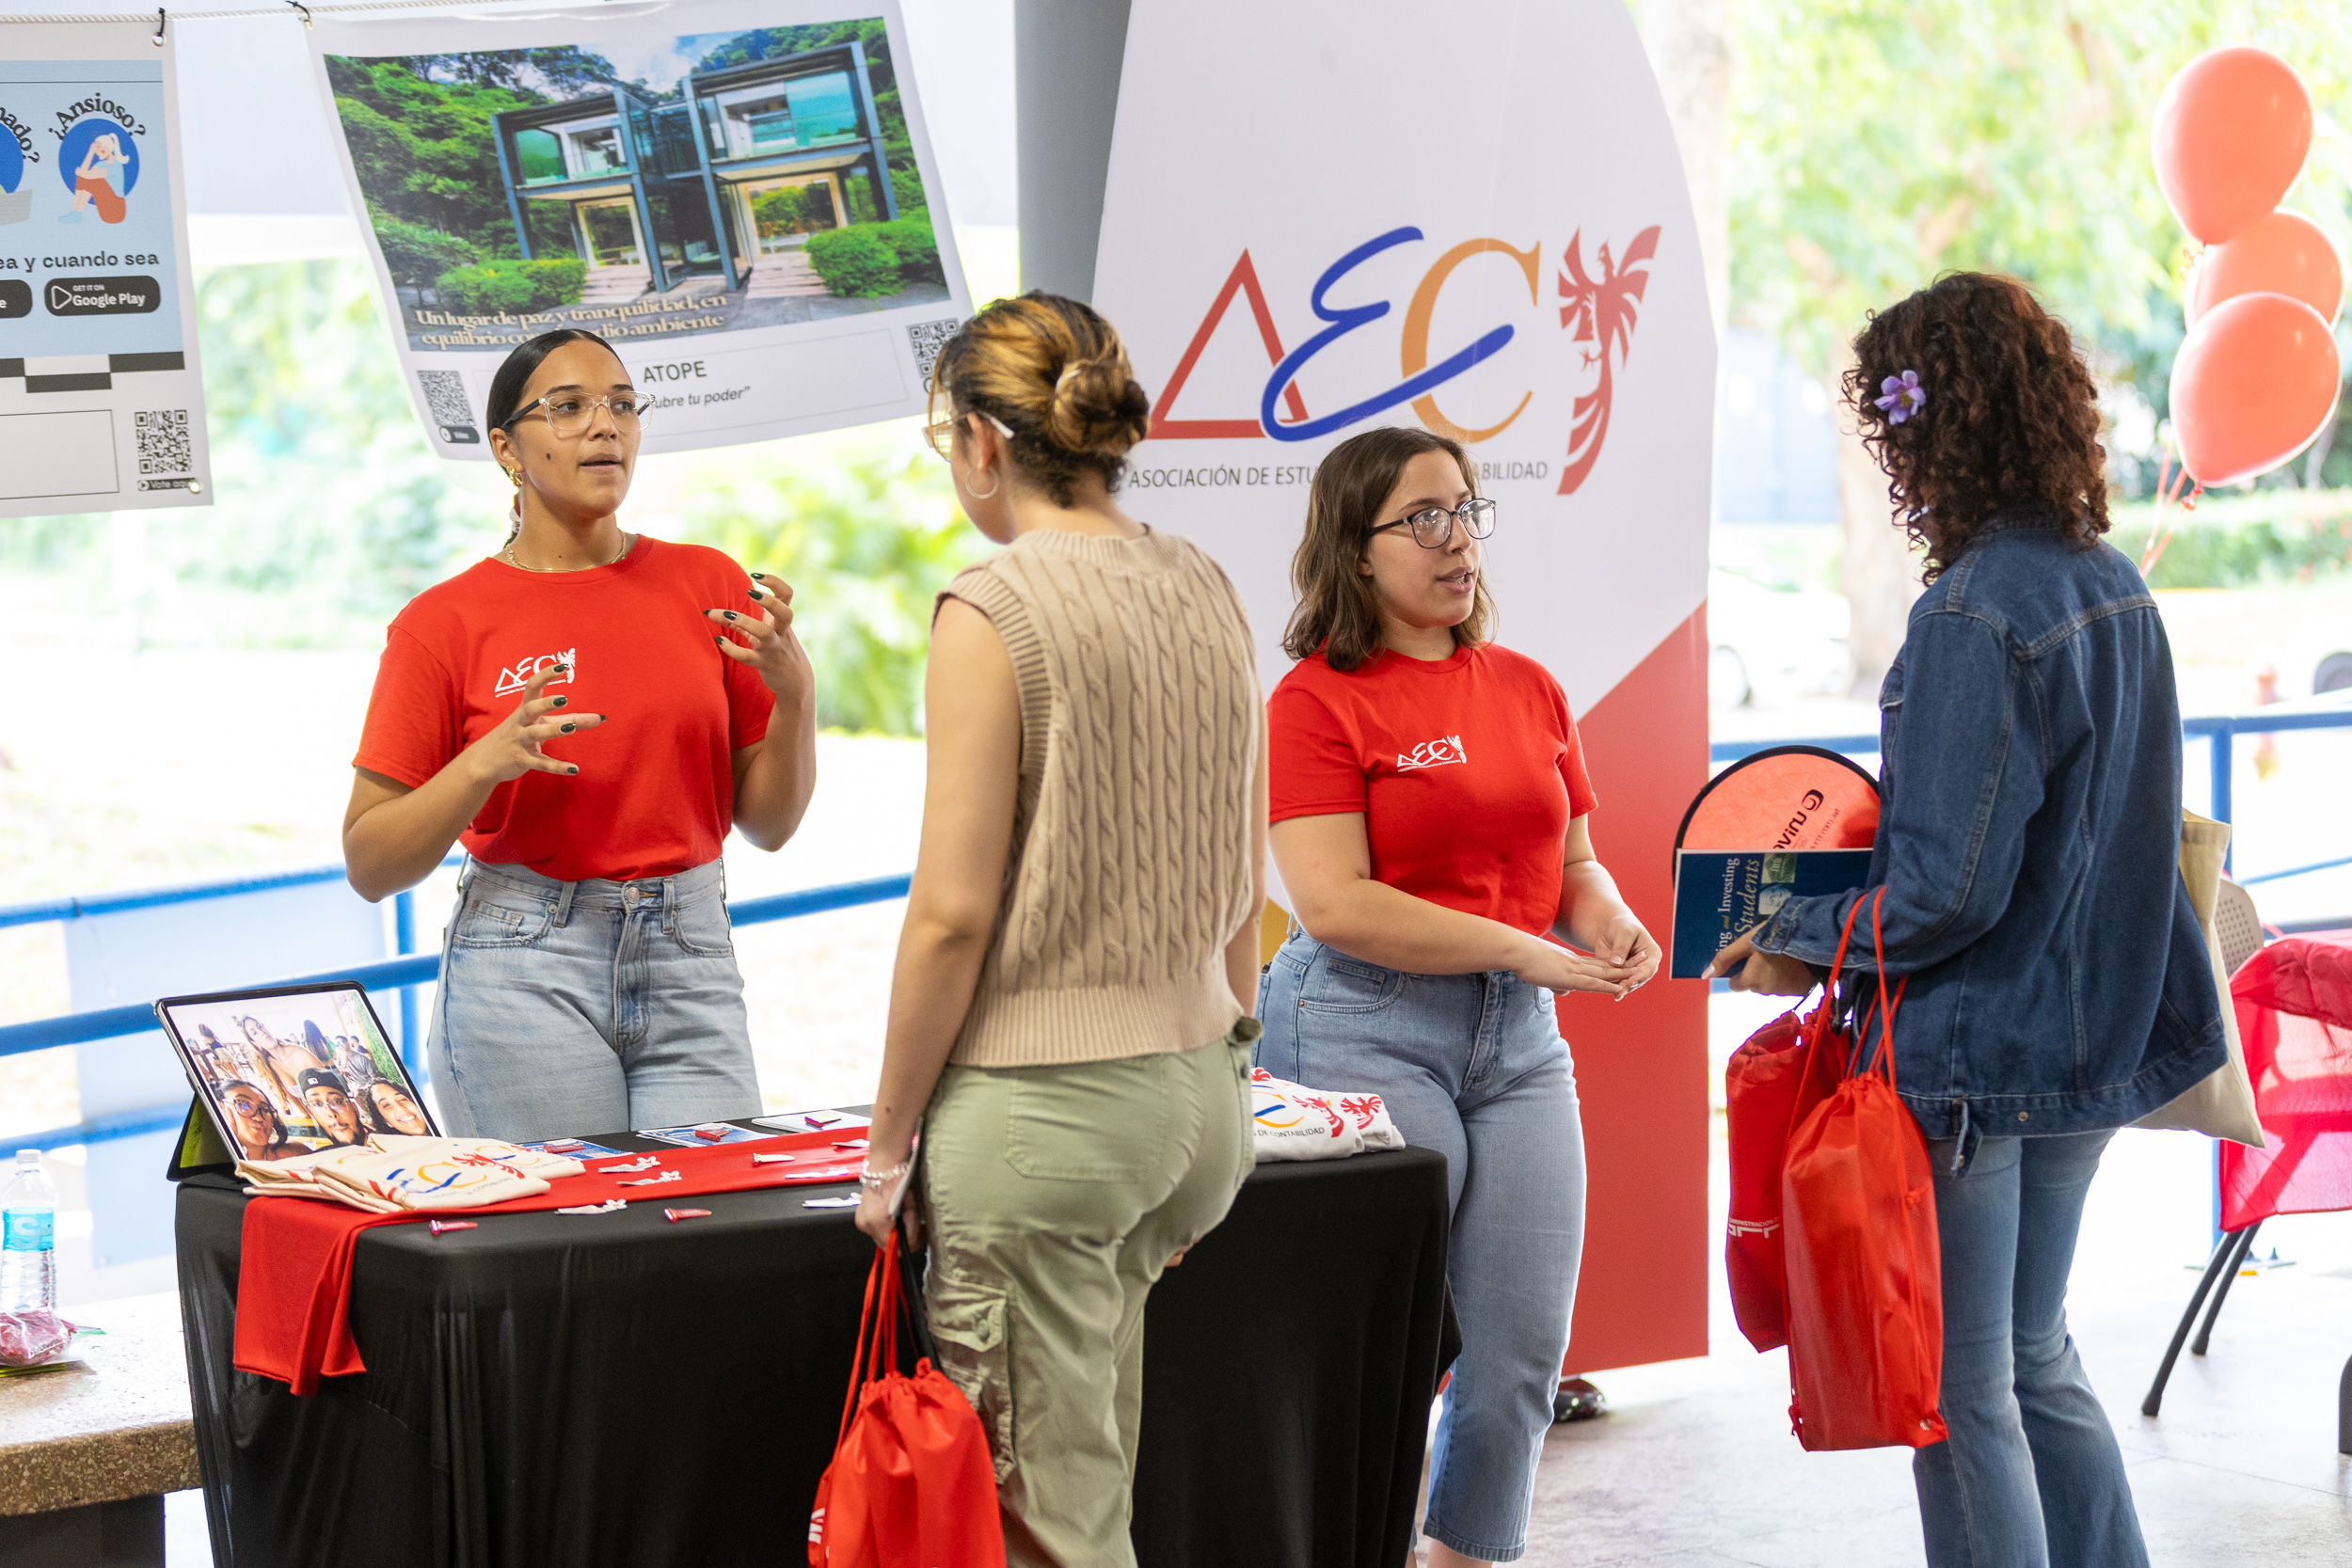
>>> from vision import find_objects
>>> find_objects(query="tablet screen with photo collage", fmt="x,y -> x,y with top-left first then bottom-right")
157,983 -> 437,1164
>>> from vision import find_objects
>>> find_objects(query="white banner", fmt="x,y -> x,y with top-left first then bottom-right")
0,20 -> 212,519
1094,0 -> 1716,1370
305,0 -> 970,459
1092,0 -> 1712,718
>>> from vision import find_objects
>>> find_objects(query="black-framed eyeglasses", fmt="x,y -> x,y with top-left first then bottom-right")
1369,498 -> 1496,549
504,390 -> 646,437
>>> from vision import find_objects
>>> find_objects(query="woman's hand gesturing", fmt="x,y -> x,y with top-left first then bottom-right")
459,662 -> 606,785
709,572 -> 816,705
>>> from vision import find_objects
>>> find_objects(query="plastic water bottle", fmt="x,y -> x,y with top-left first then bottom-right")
1,1149 -> 57,1314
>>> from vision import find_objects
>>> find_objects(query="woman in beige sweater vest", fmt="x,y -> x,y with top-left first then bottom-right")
854,293 -> 1269,1567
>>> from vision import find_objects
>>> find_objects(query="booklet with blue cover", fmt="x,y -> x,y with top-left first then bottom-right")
1669,849 -> 1874,979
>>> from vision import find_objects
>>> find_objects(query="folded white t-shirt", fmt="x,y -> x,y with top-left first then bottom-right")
1249,1068 -> 1406,1162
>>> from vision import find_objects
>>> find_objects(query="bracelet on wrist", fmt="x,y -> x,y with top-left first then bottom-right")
858,1157 -> 912,1194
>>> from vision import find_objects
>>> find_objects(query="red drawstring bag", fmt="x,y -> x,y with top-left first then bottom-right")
809,1235 -> 1006,1568
1723,895 -> 1874,1352
1781,889 -> 1946,1451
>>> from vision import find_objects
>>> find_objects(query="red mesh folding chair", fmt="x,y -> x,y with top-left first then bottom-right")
2141,908 -> 2352,1455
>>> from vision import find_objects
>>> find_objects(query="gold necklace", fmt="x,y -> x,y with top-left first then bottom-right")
501,532 -> 635,573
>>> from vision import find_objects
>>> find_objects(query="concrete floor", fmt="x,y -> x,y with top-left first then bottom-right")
1502,1119 -> 2352,1566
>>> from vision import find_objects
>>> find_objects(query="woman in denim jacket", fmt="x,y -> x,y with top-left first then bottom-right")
1708,273 -> 2225,1568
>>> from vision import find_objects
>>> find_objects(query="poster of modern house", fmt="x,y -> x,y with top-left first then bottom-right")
306,2 -> 968,457
491,40 -> 903,302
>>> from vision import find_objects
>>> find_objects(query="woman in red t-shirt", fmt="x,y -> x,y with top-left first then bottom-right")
1259,425 -> 1661,1568
342,330 -> 817,1141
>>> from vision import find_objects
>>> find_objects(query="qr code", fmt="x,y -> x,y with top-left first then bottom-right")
418,371 -> 481,443
907,317 -> 961,388
135,408 -> 191,475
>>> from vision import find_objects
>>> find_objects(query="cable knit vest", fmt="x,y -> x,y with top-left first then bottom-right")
941,526 -> 1259,1068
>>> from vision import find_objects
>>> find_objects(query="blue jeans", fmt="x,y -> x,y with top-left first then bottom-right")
1257,931 -> 1585,1564
1914,1132 -> 2148,1568
426,858 -> 760,1141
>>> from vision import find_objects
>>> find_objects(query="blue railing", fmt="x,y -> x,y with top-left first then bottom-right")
8,698 -> 2346,1157
0,869 -> 912,1152
1710,697 -> 2352,892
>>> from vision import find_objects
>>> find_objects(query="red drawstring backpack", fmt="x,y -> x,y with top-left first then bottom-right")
1722,895 -> 1874,1352
1780,889 -> 1947,1450
809,1235 -> 1006,1568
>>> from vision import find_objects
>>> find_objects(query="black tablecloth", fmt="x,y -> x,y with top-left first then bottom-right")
176,1131 -> 1453,1568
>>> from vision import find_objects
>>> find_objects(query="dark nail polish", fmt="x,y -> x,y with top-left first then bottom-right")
723,610 -> 739,621
560,721 -> 577,734
566,765 -> 579,775
751,571 -> 766,579
551,696 -> 567,707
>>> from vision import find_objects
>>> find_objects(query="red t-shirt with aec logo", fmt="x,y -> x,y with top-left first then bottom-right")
1268,641 -> 1597,937
353,537 -> 775,883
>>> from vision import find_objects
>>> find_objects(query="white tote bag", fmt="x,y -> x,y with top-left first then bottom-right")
2132,810 -> 2264,1147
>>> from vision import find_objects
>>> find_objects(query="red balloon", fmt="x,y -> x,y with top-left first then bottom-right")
2153,47 -> 2312,245
2169,292 -> 2340,487
2185,209 -> 2344,327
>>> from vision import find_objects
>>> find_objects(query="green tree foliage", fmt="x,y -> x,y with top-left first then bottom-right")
669,454 -> 984,734
385,46 -> 637,99
326,55 -> 548,254
2106,491 -> 2352,587
805,224 -> 904,296
434,258 -> 588,314
752,184 -> 834,235
891,166 -> 928,216
371,217 -> 484,288
1727,0 -> 2352,487
879,216 -> 942,283
155,260 -> 487,635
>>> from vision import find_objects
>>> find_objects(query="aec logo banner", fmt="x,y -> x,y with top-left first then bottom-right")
1092,0 -> 1714,1376
1092,0 -> 1711,722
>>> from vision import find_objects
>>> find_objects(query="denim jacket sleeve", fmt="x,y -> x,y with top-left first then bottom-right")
1751,607 -> 2046,974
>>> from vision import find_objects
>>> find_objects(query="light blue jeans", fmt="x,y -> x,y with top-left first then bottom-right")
426,858 -> 760,1142
1914,1131 -> 2148,1568
1257,930 -> 1585,1564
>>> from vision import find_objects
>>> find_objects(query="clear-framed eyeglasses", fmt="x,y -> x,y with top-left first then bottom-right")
923,406 -> 1018,459
1368,497 -> 1496,549
504,390 -> 646,438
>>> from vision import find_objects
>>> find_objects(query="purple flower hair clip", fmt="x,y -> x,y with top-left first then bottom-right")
1875,370 -> 1927,424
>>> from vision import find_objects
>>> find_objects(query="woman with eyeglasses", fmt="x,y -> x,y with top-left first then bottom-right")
853,293 -> 1264,1566
341,328 -> 817,1141
1256,425 -> 1660,1568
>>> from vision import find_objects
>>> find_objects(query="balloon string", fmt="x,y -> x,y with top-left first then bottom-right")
2138,443 -> 2198,579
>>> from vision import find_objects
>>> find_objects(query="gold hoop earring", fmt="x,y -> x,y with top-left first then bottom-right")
966,468 -> 1000,501
504,468 -> 521,487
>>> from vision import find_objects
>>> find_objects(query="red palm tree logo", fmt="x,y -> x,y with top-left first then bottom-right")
1556,226 -> 1662,496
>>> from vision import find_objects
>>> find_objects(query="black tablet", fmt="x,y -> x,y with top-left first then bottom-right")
152,981 -> 437,1165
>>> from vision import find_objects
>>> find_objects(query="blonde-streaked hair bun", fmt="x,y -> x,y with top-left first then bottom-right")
930,292 -> 1153,505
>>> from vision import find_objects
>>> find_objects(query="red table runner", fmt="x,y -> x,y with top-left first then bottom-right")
234,1133 -> 867,1394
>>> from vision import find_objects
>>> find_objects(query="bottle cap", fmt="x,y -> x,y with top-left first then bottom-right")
13,1150 -> 36,1166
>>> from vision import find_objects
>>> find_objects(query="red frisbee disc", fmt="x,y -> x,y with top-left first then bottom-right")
1675,745 -> 1880,857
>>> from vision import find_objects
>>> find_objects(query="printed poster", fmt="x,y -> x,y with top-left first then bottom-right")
305,0 -> 970,459
0,21 -> 212,518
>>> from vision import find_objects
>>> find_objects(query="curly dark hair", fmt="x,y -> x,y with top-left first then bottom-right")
1843,273 -> 2108,582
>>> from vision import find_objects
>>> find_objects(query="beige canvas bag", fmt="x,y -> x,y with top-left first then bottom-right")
2132,809 -> 2264,1147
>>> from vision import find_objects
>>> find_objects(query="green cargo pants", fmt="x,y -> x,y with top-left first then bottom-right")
919,1021 -> 1260,1568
